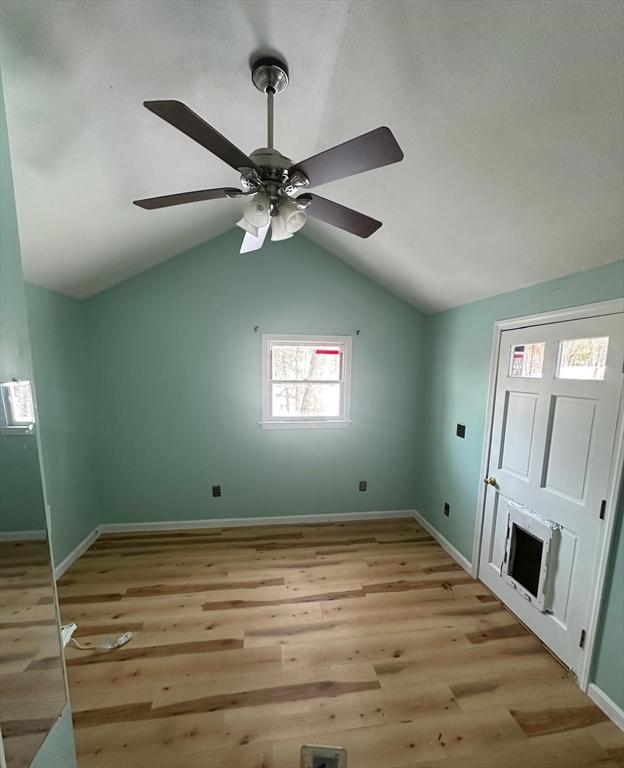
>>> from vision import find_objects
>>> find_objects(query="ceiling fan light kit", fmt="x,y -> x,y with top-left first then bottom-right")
269,212 -> 292,242
236,217 -> 259,238
133,55 -> 404,253
242,193 -> 271,228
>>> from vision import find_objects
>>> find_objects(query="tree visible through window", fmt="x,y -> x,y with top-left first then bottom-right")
262,335 -> 352,427
558,336 -> 609,380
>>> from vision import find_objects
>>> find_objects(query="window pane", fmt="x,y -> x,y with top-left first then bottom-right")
271,382 -> 341,418
557,336 -> 609,380
7,381 -> 35,424
510,343 -> 545,378
271,345 -> 341,381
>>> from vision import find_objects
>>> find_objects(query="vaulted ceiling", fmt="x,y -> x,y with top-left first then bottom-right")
1,0 -> 622,312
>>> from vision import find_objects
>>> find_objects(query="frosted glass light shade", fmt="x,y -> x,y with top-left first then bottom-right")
243,192 -> 271,228
236,218 -> 259,237
270,214 -> 293,242
279,198 -> 307,233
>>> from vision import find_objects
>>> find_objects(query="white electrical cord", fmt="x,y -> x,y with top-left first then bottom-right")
69,632 -> 133,652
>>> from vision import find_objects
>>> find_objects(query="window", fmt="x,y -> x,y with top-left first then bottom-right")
557,336 -> 609,380
1,380 -> 36,433
261,334 -> 352,429
509,342 -> 545,378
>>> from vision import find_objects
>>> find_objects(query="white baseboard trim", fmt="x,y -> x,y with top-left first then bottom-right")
54,527 -> 100,580
587,683 -> 624,731
98,509 -> 417,534
0,529 -> 46,542
413,510 -> 473,574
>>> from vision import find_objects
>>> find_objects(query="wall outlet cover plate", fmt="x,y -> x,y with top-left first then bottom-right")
300,745 -> 347,768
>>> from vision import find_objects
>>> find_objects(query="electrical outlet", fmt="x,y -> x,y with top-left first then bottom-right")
444,502 -> 450,517
358,480 -> 367,492
456,423 -> 466,438
212,485 -> 221,498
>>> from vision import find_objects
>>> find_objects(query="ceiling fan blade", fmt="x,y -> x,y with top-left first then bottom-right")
133,187 -> 243,210
289,127 -> 403,188
240,222 -> 270,253
144,100 -> 260,173
304,194 -> 382,238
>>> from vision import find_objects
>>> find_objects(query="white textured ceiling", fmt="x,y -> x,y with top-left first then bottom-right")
1,0 -> 622,312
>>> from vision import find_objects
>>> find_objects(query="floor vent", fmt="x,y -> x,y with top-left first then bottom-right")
300,745 -> 347,768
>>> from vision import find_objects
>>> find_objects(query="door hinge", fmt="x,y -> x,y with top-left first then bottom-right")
579,629 -> 587,649
599,499 -> 607,520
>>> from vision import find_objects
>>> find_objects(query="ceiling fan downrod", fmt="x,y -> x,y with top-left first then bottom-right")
251,56 -> 288,151
267,87 -> 274,149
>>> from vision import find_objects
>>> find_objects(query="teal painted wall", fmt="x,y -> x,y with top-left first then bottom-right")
419,258 -> 624,708
86,229 -> 426,524
26,285 -> 101,565
0,435 -> 45,532
0,75 -> 77,768
31,705 -> 77,768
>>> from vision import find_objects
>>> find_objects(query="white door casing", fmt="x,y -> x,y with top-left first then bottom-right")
478,312 -> 623,675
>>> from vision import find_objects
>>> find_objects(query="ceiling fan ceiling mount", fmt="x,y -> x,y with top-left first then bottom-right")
251,56 -> 289,96
133,52 -> 404,252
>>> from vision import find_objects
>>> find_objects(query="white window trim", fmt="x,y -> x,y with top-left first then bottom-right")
260,333 -> 352,429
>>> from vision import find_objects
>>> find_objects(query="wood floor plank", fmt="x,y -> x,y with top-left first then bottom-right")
66,644 -> 283,690
465,623 -> 530,644
201,588 -> 366,611
510,705 -> 608,737
57,518 -> 624,768
74,712 -> 226,768
65,637 -> 243,666
124,577 -> 284,597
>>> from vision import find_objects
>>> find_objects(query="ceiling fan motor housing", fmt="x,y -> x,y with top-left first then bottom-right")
249,147 -> 291,173
242,148 -> 310,211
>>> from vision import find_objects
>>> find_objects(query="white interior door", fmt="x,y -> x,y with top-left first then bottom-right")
478,312 -> 623,674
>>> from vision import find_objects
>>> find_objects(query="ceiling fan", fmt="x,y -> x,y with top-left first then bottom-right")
133,56 -> 404,253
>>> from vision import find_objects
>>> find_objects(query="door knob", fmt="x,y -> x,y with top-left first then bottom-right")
484,476 -> 498,488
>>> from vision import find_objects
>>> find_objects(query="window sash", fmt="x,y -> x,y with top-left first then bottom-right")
269,343 -> 343,383
270,381 -> 342,420
270,378 -> 343,385
262,334 -> 352,426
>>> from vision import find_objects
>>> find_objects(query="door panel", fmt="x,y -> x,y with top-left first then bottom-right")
478,312 -> 623,673
500,391 -> 538,479
549,529 -> 577,627
543,395 -> 596,501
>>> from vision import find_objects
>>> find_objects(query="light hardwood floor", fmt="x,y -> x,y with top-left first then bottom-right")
57,519 -> 624,768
